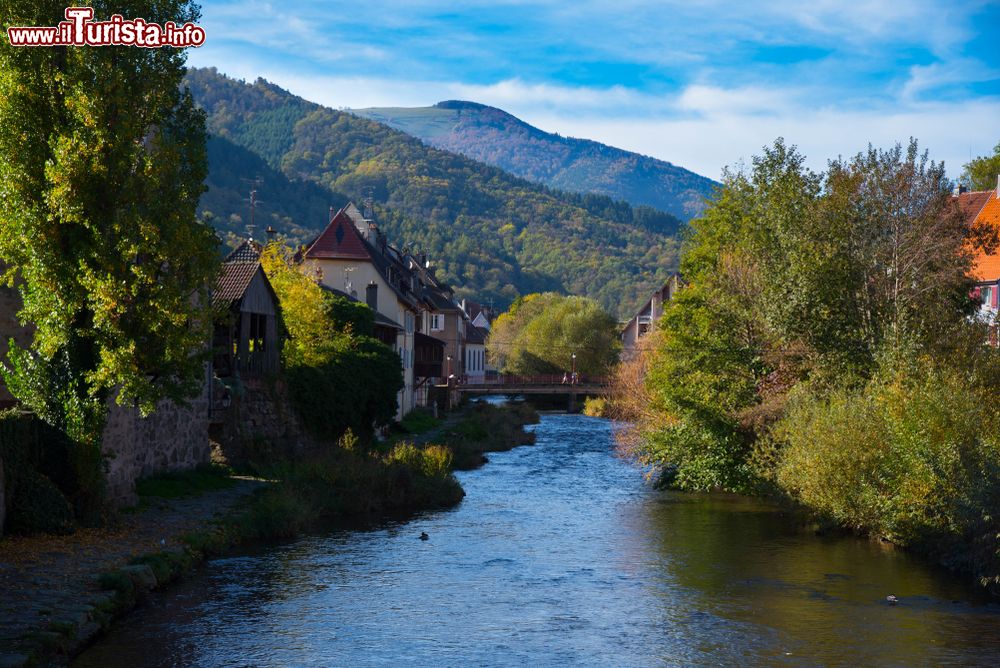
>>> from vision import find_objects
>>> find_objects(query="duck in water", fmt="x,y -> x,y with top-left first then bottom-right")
419,532 -> 429,541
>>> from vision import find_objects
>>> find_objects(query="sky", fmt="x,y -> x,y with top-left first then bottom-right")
188,0 -> 1000,182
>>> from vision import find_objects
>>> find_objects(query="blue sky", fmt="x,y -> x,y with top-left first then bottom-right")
189,0 -> 1000,181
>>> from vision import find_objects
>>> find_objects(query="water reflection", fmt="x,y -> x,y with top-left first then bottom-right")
75,414 -> 1000,667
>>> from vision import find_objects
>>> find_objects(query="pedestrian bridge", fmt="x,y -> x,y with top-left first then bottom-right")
455,375 -> 607,410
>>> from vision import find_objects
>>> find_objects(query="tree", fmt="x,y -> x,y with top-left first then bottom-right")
259,240 -> 402,438
962,142 -> 1000,191
625,138 -> 987,492
487,292 -> 620,375
0,1 -> 217,445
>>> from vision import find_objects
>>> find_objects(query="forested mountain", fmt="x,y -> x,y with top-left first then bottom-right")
352,101 -> 718,221
186,67 -> 681,317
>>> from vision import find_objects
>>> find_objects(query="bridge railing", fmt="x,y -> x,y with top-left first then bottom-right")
464,374 -> 607,387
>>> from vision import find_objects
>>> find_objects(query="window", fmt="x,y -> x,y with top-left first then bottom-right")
983,286 -> 996,310
430,314 -> 443,331
405,312 -> 415,334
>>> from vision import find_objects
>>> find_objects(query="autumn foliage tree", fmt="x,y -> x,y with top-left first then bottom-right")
623,138 -> 996,492
0,1 -> 217,447
259,241 -> 402,439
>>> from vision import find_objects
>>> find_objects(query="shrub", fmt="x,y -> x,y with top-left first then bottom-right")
0,410 -> 103,531
5,470 -> 74,535
773,358 -> 1000,580
582,397 -> 608,417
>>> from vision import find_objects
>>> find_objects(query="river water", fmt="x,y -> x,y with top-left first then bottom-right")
75,413 -> 1000,667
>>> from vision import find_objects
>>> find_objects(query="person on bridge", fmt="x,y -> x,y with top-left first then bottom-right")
562,373 -> 569,384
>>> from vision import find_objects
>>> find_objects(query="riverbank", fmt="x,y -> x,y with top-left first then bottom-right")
0,400 -> 539,665
0,476 -> 266,666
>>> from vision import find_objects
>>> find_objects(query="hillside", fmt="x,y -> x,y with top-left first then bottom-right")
186,67 -> 681,317
352,101 -> 717,220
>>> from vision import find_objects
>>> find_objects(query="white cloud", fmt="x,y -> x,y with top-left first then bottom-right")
528,100 -> 1000,181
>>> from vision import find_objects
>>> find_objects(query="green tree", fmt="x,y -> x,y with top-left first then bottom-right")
0,1 -> 217,445
962,142 -> 1000,191
487,292 -> 620,375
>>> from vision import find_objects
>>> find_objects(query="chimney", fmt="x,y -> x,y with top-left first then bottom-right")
366,282 -> 378,311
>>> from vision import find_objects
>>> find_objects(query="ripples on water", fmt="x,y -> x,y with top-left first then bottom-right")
75,413 -> 1000,667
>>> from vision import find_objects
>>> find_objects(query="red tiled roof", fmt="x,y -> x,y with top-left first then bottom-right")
304,208 -> 371,261
214,260 -> 260,308
214,239 -> 273,309
970,191 -> 1000,282
223,238 -> 262,263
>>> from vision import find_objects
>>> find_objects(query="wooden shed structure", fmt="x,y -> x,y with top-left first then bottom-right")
213,240 -> 281,377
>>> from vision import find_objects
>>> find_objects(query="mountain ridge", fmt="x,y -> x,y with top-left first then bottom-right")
351,100 -> 718,221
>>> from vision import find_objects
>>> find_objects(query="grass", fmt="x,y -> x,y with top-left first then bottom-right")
135,464 -> 235,499
394,408 -> 443,436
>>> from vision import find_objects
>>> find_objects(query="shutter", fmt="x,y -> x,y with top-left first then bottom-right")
993,284 -> 999,308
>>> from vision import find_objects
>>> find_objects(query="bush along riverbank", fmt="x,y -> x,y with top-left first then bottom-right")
0,401 -> 539,665
612,140 -> 1000,591
438,401 -> 539,470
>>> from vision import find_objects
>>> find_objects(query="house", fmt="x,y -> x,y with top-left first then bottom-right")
464,324 -> 488,382
302,204 -> 422,418
320,284 -> 404,349
958,179 -> 1000,345
620,273 -> 683,359
213,240 -> 282,378
407,255 -> 468,383
461,299 -> 495,381
462,299 -> 494,331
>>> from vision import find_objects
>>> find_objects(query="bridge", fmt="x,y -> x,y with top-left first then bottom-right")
454,374 -> 608,411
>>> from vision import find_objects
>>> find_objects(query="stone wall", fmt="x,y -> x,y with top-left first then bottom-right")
210,376 -> 326,466
0,454 -> 5,537
100,366 -> 212,507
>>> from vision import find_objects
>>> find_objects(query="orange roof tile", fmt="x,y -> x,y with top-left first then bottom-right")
957,190 -> 992,227
970,191 -> 1000,282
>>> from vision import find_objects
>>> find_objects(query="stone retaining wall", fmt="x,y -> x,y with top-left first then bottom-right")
100,366 -> 212,507
210,377 -> 326,465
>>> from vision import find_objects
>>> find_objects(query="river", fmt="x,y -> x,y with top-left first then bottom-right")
75,412 -> 1000,667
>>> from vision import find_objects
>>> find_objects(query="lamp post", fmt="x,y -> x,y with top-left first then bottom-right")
571,353 -> 577,384
446,355 -> 454,411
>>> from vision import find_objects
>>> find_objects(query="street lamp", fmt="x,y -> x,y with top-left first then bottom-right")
571,353 -> 577,384
445,355 -> 454,411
